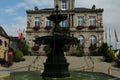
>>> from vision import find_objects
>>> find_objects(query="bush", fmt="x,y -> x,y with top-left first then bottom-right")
19,41 -> 31,55
107,48 -> 115,61
14,49 -> 23,62
98,43 -> 108,56
73,44 -> 84,57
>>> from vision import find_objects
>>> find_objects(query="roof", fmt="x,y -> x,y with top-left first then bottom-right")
0,26 -> 9,39
26,7 -> 103,14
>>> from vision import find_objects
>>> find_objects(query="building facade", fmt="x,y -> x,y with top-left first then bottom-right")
0,26 -> 9,61
26,0 -> 104,55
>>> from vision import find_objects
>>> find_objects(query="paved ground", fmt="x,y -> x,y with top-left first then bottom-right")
0,56 -> 120,78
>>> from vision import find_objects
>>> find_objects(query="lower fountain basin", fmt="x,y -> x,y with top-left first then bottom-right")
1,71 -> 119,80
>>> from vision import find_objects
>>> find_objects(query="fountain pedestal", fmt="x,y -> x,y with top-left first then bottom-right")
42,35 -> 70,78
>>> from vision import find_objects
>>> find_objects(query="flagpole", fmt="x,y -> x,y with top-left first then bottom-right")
109,27 -> 111,47
114,29 -> 119,49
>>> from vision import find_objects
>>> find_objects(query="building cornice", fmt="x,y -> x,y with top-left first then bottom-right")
26,7 -> 104,14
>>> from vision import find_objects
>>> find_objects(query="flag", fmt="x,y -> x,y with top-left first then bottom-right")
18,29 -> 21,40
21,29 -> 25,38
114,29 -> 119,42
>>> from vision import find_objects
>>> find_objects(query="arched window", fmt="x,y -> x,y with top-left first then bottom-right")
78,35 -> 84,45
90,35 -> 96,46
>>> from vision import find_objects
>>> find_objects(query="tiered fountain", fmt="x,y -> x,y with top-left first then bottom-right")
34,5 -> 77,79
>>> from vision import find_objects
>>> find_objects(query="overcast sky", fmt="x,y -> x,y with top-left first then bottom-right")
0,0 -> 120,49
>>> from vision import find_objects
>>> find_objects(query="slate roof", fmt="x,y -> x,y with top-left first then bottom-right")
0,26 -> 9,39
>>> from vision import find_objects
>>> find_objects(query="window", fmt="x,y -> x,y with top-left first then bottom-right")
78,35 -> 84,45
0,39 -> 2,45
46,19 -> 52,26
89,16 -> 96,26
61,20 -> 67,27
78,16 -> 84,26
35,17 -> 40,26
90,35 -> 96,46
62,0 -> 67,10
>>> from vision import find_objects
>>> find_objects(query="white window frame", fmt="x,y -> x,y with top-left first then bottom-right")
89,16 -> 96,26
61,0 -> 67,10
46,18 -> 52,26
78,16 -> 84,26
35,17 -> 40,26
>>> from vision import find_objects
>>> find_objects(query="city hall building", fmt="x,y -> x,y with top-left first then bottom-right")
26,0 -> 104,55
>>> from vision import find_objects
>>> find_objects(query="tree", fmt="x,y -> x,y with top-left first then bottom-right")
19,40 -> 31,55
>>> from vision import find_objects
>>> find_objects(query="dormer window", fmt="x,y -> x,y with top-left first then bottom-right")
62,0 -> 67,10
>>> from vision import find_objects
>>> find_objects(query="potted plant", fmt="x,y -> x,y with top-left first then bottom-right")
32,46 -> 40,51
89,44 -> 97,51
76,26 -> 84,30
33,26 -> 40,31
88,26 -> 96,29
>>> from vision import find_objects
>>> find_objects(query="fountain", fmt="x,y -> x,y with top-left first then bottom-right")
0,5 -> 120,80
34,5 -> 77,79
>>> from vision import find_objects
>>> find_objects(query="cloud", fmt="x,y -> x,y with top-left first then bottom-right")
4,8 -> 15,14
3,16 -> 26,36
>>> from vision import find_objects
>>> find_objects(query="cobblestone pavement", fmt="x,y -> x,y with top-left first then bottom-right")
0,56 -> 120,78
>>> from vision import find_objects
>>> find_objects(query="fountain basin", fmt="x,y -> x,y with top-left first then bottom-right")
1,71 -> 119,80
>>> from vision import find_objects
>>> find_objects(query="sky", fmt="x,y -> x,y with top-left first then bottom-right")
0,0 -> 120,49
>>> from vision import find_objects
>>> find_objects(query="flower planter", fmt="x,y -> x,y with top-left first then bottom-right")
33,26 -> 40,31
88,26 -> 96,29
89,46 -> 97,51
44,26 -> 52,30
32,46 -> 40,51
76,26 -> 84,30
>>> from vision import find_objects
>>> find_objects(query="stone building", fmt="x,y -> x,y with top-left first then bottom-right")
0,26 -> 9,61
26,0 -> 104,55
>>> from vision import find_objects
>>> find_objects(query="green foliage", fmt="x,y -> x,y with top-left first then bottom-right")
14,49 -> 24,62
43,45 -> 51,55
107,48 -> 115,61
98,43 -> 109,56
19,41 -> 31,55
73,44 -> 84,57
